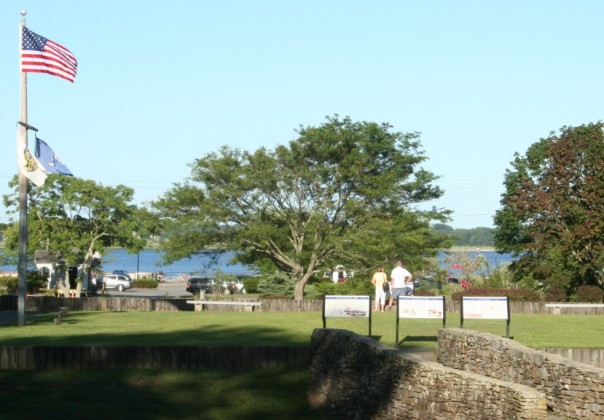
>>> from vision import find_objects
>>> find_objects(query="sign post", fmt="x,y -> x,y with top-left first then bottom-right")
323,295 -> 372,336
396,296 -> 446,345
460,296 -> 511,338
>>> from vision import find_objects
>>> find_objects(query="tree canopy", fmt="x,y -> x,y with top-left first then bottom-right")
494,122 -> 604,291
155,116 -> 451,299
3,175 -> 157,274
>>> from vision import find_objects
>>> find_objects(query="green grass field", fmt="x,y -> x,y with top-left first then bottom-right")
1,311 -> 602,348
1,311 -> 602,419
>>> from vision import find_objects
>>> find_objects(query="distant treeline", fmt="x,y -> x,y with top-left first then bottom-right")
432,224 -> 494,247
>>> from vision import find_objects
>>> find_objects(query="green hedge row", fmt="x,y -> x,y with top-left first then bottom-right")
0,273 -> 45,294
133,278 -> 160,289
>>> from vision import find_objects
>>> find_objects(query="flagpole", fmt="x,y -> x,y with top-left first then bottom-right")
17,11 -> 29,327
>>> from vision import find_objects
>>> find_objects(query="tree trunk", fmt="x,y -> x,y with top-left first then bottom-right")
294,279 -> 306,301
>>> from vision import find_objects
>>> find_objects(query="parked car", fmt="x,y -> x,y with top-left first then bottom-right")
102,274 -> 133,291
186,277 -> 214,295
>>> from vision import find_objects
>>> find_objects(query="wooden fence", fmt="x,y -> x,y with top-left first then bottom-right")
0,295 -> 602,314
0,345 -> 311,369
539,347 -> 604,368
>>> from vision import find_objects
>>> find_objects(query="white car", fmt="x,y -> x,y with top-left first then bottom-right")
102,274 -> 133,292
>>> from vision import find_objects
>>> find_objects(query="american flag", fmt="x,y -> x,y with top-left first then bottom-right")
21,27 -> 77,83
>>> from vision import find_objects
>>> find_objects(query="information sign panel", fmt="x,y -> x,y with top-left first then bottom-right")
462,296 -> 509,319
324,295 -> 370,318
395,296 -> 446,345
460,296 -> 511,338
322,295 -> 372,336
398,296 -> 445,319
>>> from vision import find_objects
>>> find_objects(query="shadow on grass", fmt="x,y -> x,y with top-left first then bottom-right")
398,335 -> 438,347
0,311 -> 329,419
0,367 -> 328,420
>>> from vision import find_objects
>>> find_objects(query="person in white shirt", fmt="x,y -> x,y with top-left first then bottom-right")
388,260 -> 413,307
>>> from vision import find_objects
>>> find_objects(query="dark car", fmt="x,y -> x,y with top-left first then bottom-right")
186,277 -> 214,295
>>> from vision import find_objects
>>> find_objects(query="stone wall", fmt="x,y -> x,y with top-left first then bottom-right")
438,328 -> 604,419
309,328 -> 547,419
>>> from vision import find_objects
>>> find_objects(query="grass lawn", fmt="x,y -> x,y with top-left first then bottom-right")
1,310 -> 602,419
1,311 -> 602,349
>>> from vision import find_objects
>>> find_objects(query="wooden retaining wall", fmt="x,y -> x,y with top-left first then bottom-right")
0,345 -> 311,369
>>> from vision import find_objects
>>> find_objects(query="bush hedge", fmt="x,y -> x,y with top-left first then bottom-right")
243,277 -> 259,294
574,285 -> 604,303
414,289 -> 436,296
0,272 -> 45,294
133,278 -> 159,289
451,287 -> 541,302
544,286 -> 567,302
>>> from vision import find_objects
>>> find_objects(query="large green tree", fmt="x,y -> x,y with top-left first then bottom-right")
155,116 -> 450,300
3,175 -> 157,279
494,122 -> 604,291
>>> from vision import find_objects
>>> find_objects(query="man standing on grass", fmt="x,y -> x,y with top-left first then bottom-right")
388,260 -> 413,307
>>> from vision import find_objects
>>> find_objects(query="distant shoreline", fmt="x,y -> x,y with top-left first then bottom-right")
448,246 -> 496,252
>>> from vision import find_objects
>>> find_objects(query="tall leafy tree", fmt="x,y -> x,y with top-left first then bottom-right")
155,116 -> 450,300
3,175 -> 157,278
494,122 -> 604,290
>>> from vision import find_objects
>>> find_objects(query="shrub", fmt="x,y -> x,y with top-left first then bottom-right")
0,272 -> 44,294
312,277 -> 373,298
482,265 -> 513,289
257,272 -> 295,298
0,276 -> 13,287
243,277 -> 259,294
504,288 -> 541,302
574,285 -> 604,303
312,280 -> 340,297
0,276 -> 18,293
301,284 -> 323,300
451,287 -> 540,302
414,289 -> 436,296
441,283 -> 463,298
544,286 -> 567,302
336,277 -> 373,296
133,278 -> 159,289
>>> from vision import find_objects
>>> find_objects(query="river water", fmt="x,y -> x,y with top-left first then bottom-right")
1,249 -> 515,279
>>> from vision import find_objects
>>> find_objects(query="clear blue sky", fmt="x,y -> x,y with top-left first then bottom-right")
2,1 -> 603,229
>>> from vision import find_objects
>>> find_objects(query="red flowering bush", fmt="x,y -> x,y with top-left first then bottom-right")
544,287 -> 567,302
574,285 -> 604,303
451,287 -> 540,302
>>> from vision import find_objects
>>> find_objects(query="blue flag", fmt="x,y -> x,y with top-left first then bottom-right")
35,137 -> 73,176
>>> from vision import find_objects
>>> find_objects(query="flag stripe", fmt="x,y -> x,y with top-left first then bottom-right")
21,27 -> 77,83
19,60 -> 76,81
22,51 -> 77,74
20,56 -> 76,76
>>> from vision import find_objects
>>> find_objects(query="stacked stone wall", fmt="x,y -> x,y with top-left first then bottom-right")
309,328 -> 547,419
438,328 -> 604,419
